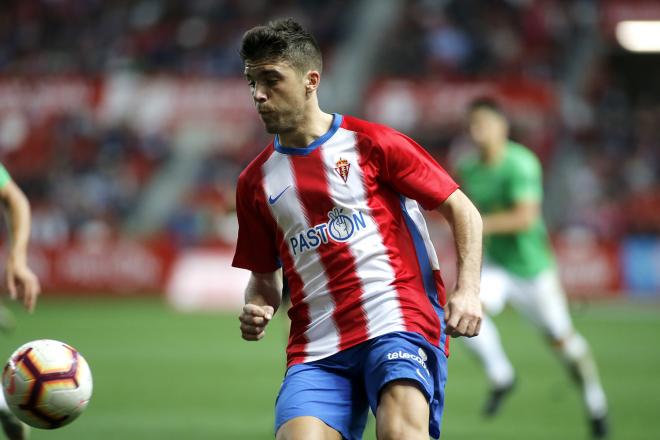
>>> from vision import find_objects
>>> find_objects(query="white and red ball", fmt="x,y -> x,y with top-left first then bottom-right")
1,339 -> 93,429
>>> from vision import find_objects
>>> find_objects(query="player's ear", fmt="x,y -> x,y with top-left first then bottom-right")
305,70 -> 320,94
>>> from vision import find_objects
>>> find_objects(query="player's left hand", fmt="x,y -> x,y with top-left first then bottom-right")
5,258 -> 41,313
444,288 -> 482,338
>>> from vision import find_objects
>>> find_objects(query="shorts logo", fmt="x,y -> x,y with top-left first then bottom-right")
416,368 -> 430,385
289,207 -> 369,256
334,158 -> 350,183
386,349 -> 429,373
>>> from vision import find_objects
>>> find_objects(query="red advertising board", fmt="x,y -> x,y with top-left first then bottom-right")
14,235 -> 624,301
17,239 -> 176,295
554,235 -> 622,299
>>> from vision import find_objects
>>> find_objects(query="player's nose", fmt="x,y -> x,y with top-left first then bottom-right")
253,85 -> 268,103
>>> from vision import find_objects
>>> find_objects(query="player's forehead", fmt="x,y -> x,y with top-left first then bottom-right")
244,59 -> 295,78
469,107 -> 503,121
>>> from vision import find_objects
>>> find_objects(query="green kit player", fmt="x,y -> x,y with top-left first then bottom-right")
456,98 -> 609,439
0,163 -> 41,440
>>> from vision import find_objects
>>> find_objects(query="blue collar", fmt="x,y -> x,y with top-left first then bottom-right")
274,113 -> 343,156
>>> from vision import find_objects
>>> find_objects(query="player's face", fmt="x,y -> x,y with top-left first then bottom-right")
244,59 -> 308,134
468,108 -> 508,149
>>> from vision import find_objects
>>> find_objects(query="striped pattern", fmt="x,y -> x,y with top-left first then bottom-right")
234,114 -> 458,367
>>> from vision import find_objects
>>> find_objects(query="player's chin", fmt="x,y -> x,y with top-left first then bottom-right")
263,120 -> 283,134
258,113 -> 277,131
262,115 -> 294,135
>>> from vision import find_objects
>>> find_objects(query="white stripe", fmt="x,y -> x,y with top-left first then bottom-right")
320,128 -> 406,339
261,152 -> 339,362
404,197 -> 440,270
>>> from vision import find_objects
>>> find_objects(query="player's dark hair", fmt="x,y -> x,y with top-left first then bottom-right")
240,18 -> 322,74
468,97 -> 506,118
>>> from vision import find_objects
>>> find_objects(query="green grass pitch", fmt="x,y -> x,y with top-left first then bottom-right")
1,297 -> 659,439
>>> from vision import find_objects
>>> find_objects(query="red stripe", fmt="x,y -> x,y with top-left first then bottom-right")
277,227 -> 311,367
254,164 -> 311,366
355,134 -> 441,346
290,150 -> 369,350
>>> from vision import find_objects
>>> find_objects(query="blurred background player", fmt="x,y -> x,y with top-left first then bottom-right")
0,163 -> 41,440
455,98 -> 609,438
234,19 -> 483,440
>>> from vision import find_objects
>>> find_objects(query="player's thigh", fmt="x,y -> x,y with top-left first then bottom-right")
480,264 -> 513,315
275,363 -> 368,440
376,380 -> 429,440
276,416 -> 342,440
364,332 -> 447,439
509,269 -> 574,339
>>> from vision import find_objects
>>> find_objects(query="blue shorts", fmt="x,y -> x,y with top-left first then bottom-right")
274,332 -> 448,440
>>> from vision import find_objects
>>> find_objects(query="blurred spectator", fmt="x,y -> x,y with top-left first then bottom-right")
376,0 -> 660,240
0,0 -> 353,248
0,0 -> 656,250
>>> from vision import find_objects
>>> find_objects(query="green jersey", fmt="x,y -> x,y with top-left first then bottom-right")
457,141 -> 554,277
0,164 -> 10,189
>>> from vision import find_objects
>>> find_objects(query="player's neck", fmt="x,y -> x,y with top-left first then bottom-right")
278,108 -> 334,149
481,140 -> 507,165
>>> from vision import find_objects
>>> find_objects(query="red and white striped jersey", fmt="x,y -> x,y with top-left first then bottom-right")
233,114 -> 458,367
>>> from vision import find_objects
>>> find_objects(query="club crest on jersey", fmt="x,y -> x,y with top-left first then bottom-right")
289,207 -> 369,256
334,158 -> 350,183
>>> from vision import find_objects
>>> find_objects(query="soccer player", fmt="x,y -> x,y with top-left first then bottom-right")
456,98 -> 609,438
233,19 -> 483,440
0,163 -> 41,440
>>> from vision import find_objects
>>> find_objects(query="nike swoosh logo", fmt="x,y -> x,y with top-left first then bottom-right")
268,186 -> 291,205
416,368 -> 430,386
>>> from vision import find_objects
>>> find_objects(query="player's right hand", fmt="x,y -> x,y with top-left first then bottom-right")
239,303 -> 274,341
5,258 -> 41,313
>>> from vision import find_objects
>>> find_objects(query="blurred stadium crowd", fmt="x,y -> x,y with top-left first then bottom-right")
0,0 -> 657,254
378,0 -> 659,238
0,0 -> 354,249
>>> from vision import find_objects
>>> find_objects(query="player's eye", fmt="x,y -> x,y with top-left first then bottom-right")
247,80 -> 256,88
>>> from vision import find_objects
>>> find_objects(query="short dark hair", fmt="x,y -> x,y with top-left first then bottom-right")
468,97 -> 506,118
240,18 -> 322,74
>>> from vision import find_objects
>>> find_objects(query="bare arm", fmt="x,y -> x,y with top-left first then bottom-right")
0,180 -> 40,312
239,269 -> 283,341
482,200 -> 540,235
436,189 -> 482,337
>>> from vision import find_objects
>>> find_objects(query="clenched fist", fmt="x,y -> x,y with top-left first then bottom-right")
239,303 -> 275,341
444,288 -> 482,338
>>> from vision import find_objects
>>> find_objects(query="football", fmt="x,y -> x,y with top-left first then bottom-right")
1,339 -> 93,429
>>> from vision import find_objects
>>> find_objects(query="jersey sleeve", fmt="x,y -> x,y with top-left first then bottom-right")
509,150 -> 543,203
0,164 -> 11,189
232,175 -> 281,273
374,130 -> 459,210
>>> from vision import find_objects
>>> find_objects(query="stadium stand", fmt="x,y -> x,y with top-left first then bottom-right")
0,0 -> 657,295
